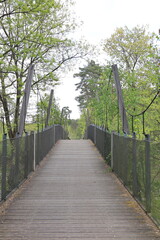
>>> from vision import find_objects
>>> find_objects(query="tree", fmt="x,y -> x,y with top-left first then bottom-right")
74,61 -> 115,129
36,92 -> 62,131
0,0 -> 88,138
104,26 -> 155,71
74,61 -> 104,124
103,26 -> 160,134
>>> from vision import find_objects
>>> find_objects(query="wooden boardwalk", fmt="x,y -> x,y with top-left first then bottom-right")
0,140 -> 159,240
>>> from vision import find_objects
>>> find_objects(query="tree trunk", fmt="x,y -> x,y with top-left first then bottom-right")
0,77 -> 14,139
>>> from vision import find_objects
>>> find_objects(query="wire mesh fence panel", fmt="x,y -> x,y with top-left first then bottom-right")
87,124 -> 160,227
150,141 -> 160,225
122,136 -> 133,190
0,124 -> 66,201
3,136 -> 26,197
35,131 -> 40,165
104,131 -> 111,165
87,125 -> 95,143
6,138 -> 18,196
41,127 -> 54,158
27,133 -> 34,173
136,139 -> 146,208
15,136 -> 26,186
0,140 -> 3,200
87,125 -> 111,164
113,134 -> 149,210
113,134 -> 124,178
55,125 -> 64,143
96,127 -> 105,156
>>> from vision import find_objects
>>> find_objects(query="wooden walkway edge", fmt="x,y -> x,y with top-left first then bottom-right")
0,140 -> 159,240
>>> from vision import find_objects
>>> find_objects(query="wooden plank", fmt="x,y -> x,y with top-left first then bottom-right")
0,140 -> 159,240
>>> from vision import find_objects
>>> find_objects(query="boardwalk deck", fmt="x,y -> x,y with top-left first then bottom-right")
0,140 -> 159,240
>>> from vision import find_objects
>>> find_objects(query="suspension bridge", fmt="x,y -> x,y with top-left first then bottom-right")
0,124 -> 160,239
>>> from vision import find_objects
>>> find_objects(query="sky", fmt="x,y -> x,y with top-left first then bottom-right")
54,0 -> 160,119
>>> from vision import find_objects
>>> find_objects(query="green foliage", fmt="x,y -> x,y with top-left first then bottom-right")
75,41 -> 159,135
103,26 -> 160,134
74,60 -> 119,131
25,123 -> 37,133
67,119 -> 80,139
67,116 -> 87,139
74,26 -> 160,135
36,92 -> 62,129
0,0 -> 87,139
104,26 -> 157,72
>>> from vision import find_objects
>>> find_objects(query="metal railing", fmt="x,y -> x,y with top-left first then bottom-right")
87,125 -> 111,164
0,125 -> 66,201
87,124 -> 160,227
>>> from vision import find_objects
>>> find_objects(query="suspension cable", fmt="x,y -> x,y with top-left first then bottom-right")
126,89 -> 160,117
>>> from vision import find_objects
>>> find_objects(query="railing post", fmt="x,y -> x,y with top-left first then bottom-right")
1,134 -> 7,200
94,125 -> 96,145
145,134 -> 151,213
63,126 -> 65,139
24,132 -> 29,178
132,132 -> 138,198
29,131 -> 35,172
86,126 -> 88,139
36,130 -> 40,165
104,129 -> 107,160
15,132 -> 20,187
39,130 -> 42,162
55,125 -> 57,144
122,133 -> 128,185
31,131 -> 36,171
53,125 -> 55,146
111,131 -> 114,170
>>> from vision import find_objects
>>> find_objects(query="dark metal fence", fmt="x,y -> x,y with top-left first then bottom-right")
87,124 -> 160,226
87,125 -> 111,165
0,125 -> 65,201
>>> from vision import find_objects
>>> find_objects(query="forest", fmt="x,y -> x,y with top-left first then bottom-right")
73,26 -> 160,139
0,0 -> 159,141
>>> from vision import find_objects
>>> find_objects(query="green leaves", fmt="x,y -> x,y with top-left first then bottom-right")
104,25 -> 155,72
0,0 -> 80,138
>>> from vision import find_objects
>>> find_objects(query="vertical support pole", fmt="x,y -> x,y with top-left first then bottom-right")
55,125 -> 57,144
123,134 -> 128,185
29,131 -> 35,172
39,130 -> 42,161
94,125 -> 96,145
63,126 -> 65,139
33,132 -> 36,171
145,134 -> 151,213
104,129 -> 107,160
112,64 -> 129,134
86,126 -> 88,139
111,131 -> 114,170
1,134 -> 7,200
15,132 -> 20,187
50,126 -> 53,148
53,125 -> 55,146
132,116 -> 134,133
18,64 -> 34,136
143,113 -> 145,135
24,132 -> 28,178
132,132 -> 138,197
36,130 -> 40,165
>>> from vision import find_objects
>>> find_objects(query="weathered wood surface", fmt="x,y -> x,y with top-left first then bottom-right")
0,140 -> 159,240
